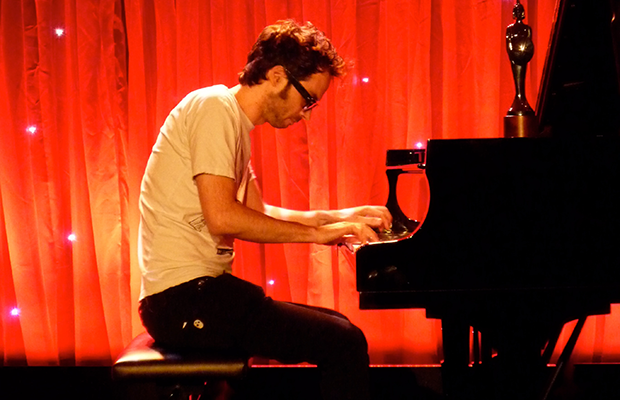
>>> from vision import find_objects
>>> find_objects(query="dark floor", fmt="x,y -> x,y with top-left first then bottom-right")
1,364 -> 620,400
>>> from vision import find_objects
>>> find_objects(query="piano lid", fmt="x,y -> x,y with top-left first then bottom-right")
536,0 -> 620,137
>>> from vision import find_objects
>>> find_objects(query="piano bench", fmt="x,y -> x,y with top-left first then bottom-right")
112,332 -> 249,400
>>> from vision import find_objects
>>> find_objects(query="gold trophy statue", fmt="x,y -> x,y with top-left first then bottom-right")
504,0 -> 538,138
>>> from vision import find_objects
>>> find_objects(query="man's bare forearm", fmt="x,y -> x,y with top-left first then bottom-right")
264,204 -> 392,230
197,174 -> 382,245
263,205 -> 333,227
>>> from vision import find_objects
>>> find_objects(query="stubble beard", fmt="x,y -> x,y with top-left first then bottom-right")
265,85 -> 296,129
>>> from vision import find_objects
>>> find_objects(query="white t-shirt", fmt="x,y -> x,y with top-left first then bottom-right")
138,85 -> 255,299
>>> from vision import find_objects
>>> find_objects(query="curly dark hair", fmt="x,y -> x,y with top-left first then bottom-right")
238,19 -> 347,86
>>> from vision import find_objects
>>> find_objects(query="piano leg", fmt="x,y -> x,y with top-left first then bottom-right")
540,317 -> 587,400
488,332 -> 546,400
434,296 -> 606,399
440,314 -> 556,400
440,316 -> 473,399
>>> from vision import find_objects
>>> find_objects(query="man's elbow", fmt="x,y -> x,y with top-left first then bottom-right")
203,213 -> 234,237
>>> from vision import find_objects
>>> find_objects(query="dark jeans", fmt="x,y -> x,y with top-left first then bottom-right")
139,273 -> 371,400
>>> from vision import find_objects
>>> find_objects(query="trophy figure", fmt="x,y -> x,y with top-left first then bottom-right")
504,0 -> 538,138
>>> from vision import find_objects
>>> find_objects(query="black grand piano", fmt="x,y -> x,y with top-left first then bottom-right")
354,1 -> 620,399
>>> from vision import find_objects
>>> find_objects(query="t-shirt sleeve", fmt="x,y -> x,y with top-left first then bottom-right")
186,95 -> 239,180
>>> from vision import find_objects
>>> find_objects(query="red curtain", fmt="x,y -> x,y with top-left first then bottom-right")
2,0 -> 620,366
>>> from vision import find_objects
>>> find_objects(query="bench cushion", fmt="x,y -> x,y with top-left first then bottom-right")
112,332 -> 248,381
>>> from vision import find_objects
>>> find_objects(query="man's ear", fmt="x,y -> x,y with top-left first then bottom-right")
266,65 -> 288,89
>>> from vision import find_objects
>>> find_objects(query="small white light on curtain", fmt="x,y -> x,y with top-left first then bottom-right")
10,308 -> 20,317
416,142 -> 424,149
55,28 -> 65,37
362,77 -> 370,83
67,233 -> 77,242
268,280 -> 275,286
27,126 -> 37,134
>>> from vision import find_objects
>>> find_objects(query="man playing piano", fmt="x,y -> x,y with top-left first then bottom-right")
137,19 -> 391,400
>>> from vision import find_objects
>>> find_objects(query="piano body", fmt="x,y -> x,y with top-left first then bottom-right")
355,0 -> 620,399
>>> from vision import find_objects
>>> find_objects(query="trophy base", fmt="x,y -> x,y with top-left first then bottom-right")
504,114 -> 539,138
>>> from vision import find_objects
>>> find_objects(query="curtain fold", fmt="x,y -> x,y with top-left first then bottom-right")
2,0 -> 619,366
1,0 -> 131,365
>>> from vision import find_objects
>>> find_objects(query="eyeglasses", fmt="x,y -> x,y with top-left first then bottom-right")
283,67 -> 319,111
